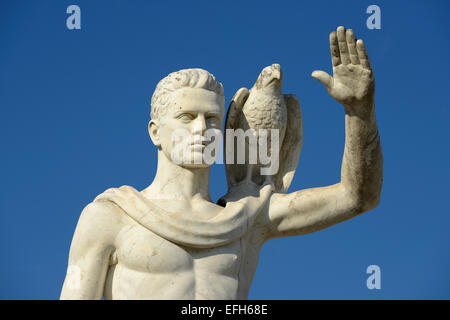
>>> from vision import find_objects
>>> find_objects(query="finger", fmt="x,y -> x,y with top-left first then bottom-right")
356,39 -> 372,69
312,70 -> 333,90
337,26 -> 351,65
346,29 -> 360,65
329,31 -> 341,67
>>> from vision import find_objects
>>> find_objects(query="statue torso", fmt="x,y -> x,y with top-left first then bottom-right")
102,200 -> 268,300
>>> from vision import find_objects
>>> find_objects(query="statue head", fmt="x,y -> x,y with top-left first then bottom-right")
149,68 -> 225,168
254,63 -> 282,90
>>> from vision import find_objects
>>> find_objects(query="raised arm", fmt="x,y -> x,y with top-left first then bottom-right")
262,26 -> 383,239
60,201 -> 122,299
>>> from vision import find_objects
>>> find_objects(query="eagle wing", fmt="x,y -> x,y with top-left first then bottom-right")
223,87 -> 249,188
272,94 -> 303,193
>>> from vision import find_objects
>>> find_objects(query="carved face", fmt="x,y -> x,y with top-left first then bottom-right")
152,87 -> 225,168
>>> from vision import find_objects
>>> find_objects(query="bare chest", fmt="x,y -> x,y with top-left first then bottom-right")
106,219 -> 265,299
115,223 -> 247,275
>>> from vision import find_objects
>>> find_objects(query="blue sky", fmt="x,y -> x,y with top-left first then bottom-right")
1,0 -> 449,299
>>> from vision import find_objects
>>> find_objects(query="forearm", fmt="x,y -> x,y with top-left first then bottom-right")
340,100 -> 383,211
264,101 -> 382,239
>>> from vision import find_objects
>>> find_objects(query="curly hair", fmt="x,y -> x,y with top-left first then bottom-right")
150,68 -> 224,121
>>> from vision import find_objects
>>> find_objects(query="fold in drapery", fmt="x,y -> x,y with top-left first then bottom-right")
94,184 -> 272,248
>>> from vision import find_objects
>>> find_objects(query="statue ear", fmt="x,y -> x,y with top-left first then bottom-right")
148,119 -> 161,147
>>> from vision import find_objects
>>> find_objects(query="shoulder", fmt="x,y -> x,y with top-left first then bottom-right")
87,185 -> 141,224
72,198 -> 127,251
80,200 -> 125,227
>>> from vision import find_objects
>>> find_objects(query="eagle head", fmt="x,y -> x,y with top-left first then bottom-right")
254,64 -> 283,90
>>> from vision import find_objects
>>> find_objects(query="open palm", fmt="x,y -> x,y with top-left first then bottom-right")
312,26 -> 374,108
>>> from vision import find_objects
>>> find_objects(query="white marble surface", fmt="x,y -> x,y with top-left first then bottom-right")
60,26 -> 382,300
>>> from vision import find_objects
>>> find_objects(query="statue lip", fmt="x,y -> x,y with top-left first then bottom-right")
191,138 -> 208,147
191,144 -> 206,149
190,142 -> 207,149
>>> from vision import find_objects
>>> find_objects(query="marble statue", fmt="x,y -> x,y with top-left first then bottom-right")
60,26 -> 383,300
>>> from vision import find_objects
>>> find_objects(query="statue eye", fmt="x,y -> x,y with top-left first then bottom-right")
206,116 -> 220,125
178,114 -> 194,122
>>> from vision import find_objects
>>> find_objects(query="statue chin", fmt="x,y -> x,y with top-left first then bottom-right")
180,162 -> 213,169
171,151 -> 216,169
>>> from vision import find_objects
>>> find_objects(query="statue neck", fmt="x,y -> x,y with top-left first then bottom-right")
143,150 -> 211,202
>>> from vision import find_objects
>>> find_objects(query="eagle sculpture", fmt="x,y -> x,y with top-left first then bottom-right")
219,64 -> 303,205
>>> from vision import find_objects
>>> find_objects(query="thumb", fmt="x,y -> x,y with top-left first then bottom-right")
312,70 -> 333,90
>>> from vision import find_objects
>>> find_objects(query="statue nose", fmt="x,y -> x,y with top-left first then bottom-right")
193,115 -> 207,134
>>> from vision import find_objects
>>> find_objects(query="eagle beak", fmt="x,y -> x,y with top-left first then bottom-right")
271,64 -> 281,80
273,70 -> 281,80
